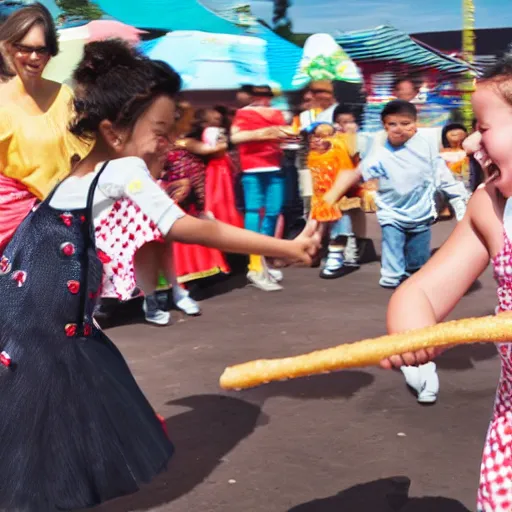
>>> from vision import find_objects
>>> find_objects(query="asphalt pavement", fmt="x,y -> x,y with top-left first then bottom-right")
96,216 -> 498,512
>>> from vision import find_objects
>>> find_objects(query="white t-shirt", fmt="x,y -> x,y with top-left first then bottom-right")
49,157 -> 185,236
361,132 -> 467,229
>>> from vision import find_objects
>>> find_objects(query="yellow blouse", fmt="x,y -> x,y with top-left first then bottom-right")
0,84 -> 91,200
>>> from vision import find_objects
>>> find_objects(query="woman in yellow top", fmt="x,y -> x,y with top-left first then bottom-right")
0,3 -> 89,251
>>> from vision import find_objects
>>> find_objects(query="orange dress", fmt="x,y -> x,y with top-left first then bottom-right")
441,148 -> 470,188
307,134 -> 358,222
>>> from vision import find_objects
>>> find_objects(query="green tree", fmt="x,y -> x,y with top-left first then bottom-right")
56,0 -> 103,20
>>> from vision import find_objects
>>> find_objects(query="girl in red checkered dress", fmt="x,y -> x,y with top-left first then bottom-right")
377,55 -> 512,511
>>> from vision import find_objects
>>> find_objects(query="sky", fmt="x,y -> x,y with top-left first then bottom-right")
34,0 -> 512,35
249,0 -> 512,34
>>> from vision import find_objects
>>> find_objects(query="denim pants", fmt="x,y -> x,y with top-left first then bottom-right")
330,215 -> 353,239
241,171 -> 285,236
380,224 -> 431,287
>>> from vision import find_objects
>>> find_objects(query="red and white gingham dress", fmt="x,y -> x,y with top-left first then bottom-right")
95,198 -> 163,301
479,233 -> 512,511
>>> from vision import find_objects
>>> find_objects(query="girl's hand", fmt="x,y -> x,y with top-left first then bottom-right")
286,220 -> 323,266
380,346 -> 448,369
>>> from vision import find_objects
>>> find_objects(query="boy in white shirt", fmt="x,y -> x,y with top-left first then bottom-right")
324,99 -> 468,404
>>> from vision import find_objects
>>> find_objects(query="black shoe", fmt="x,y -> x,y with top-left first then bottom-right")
320,265 -> 359,279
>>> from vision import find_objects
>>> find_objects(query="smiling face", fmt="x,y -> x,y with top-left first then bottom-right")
472,83 -> 512,197
104,95 -> 177,176
7,23 -> 51,80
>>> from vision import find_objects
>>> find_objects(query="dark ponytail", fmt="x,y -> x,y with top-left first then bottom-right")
70,39 -> 182,140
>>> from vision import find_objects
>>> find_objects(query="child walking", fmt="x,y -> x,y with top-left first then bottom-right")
324,99 -> 468,404
380,53 -> 512,511
0,40 -> 320,511
306,122 -> 361,278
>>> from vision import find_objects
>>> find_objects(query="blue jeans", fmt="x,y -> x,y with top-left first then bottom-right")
380,224 -> 431,287
241,171 -> 284,236
330,214 -> 353,239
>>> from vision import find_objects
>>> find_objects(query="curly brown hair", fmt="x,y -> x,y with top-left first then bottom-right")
70,39 -> 182,141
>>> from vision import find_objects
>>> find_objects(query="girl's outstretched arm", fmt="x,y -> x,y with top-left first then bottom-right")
383,192 -> 491,369
168,216 -> 322,266
323,169 -> 362,205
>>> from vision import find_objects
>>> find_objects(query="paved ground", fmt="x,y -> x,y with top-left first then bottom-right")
96,216 -> 500,512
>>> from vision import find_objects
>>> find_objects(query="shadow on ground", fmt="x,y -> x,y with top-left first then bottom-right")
287,477 -> 471,511
99,373 -> 375,511
240,370 -> 375,403
99,394 -> 263,512
436,342 -> 498,371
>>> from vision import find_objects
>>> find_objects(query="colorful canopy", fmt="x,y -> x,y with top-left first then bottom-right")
87,20 -> 147,43
335,25 -> 473,74
95,0 -> 242,34
95,0 -> 303,91
140,31 -> 271,90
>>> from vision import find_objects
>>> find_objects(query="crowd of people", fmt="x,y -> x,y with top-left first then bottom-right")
0,3 -> 511,512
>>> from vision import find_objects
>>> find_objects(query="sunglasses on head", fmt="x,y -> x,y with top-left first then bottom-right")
13,43 -> 49,56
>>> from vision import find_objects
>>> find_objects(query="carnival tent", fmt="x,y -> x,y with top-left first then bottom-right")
333,25 -> 475,131
334,25 -> 472,74
95,0 -> 303,91
95,0 -> 242,35
140,31 -> 271,90
251,23 -> 302,92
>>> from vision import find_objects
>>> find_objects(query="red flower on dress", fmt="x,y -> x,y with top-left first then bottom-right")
83,324 -> 92,336
67,280 -> 80,294
0,256 -> 11,275
156,414 -> 168,437
60,213 -> 73,227
80,215 -> 86,223
65,323 -> 77,337
0,351 -> 11,367
96,250 -> 111,264
12,271 -> 26,287
60,242 -> 76,257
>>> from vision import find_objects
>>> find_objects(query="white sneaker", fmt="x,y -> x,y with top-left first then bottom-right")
401,362 -> 439,404
247,270 -> 283,292
268,268 -> 283,282
143,295 -> 171,326
175,295 -> 201,316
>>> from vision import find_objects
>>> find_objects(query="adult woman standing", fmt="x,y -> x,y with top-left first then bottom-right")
0,3 -> 89,251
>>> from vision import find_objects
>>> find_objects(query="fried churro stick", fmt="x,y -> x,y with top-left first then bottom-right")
220,314 -> 512,390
